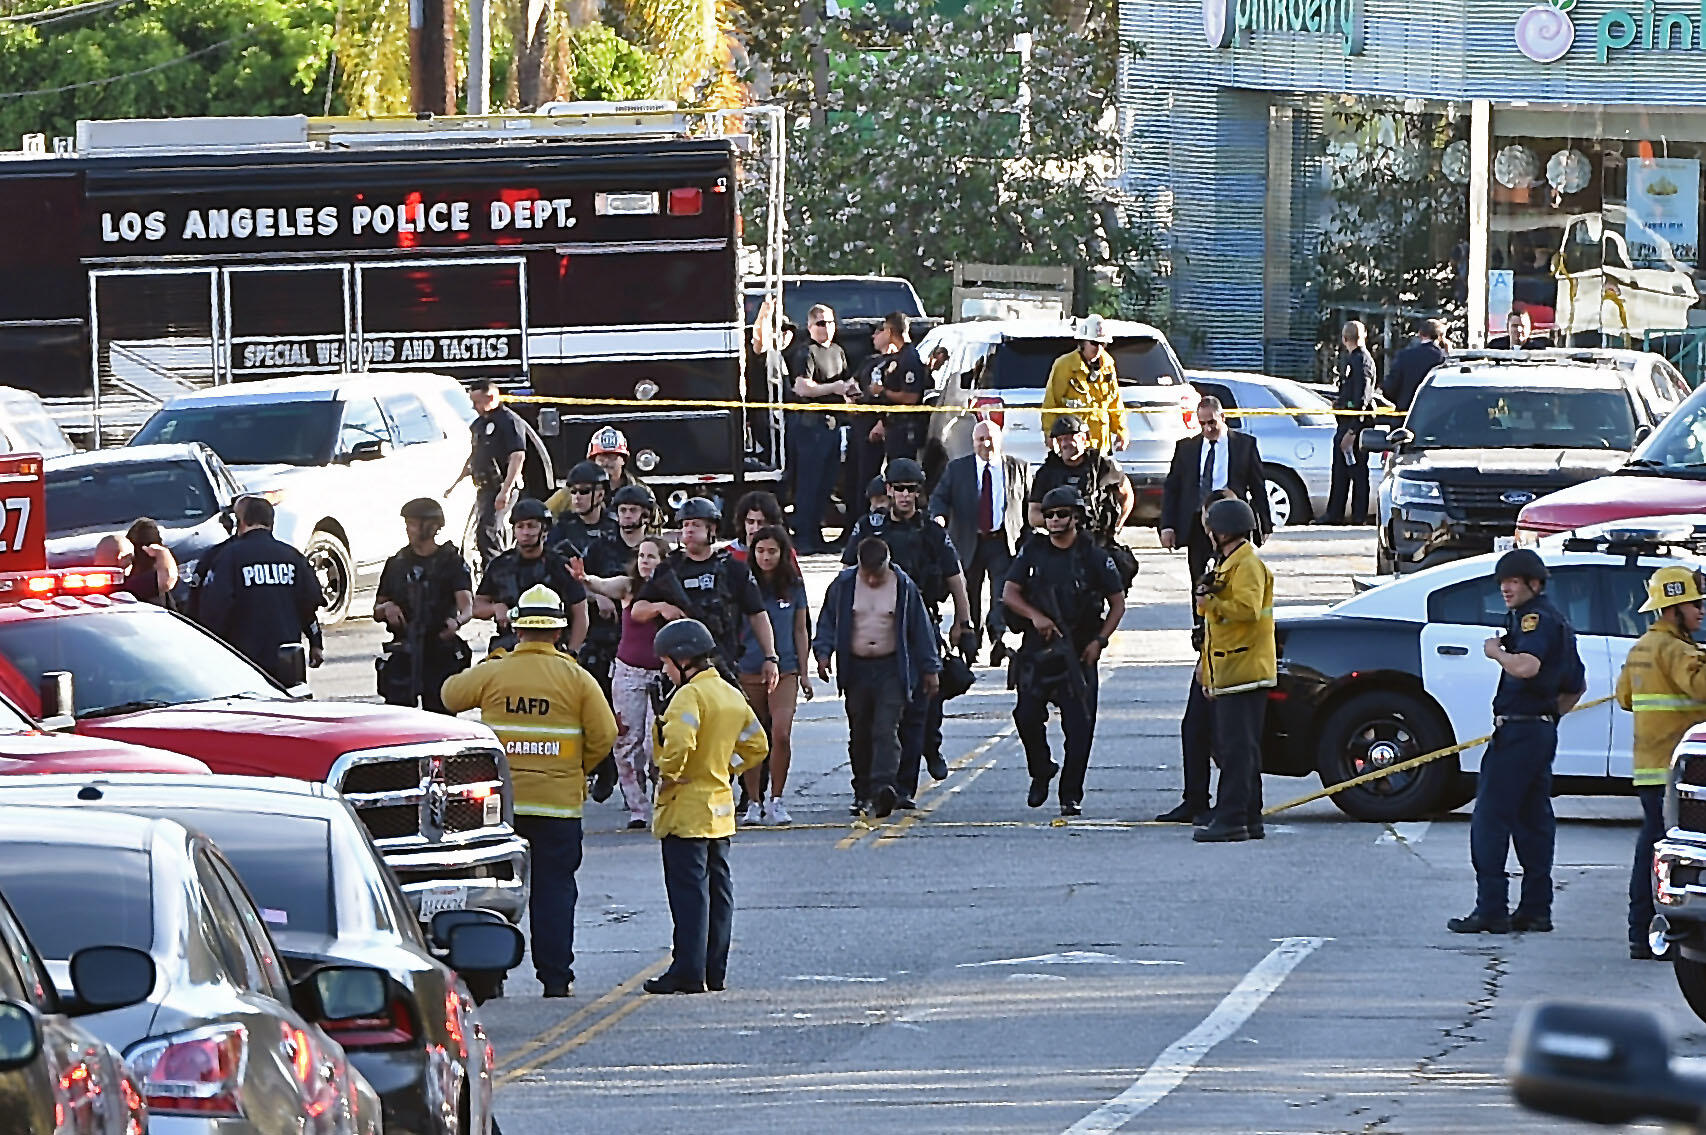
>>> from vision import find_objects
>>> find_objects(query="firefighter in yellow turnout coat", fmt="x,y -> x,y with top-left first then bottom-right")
1617,566 -> 1706,959
441,583 -> 617,997
644,619 -> 769,995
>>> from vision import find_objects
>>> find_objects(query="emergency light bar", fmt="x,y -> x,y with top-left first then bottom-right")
0,568 -> 124,599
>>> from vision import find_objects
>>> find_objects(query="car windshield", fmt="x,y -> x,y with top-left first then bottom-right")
132,401 -> 340,466
126,810 -> 333,936
1405,385 -> 1636,450
1269,380 -> 1338,428
988,337 -> 1184,391
0,844 -> 152,959
46,460 -> 216,532
1631,386 -> 1706,469
0,608 -> 277,717
0,398 -> 72,458
777,281 -> 923,324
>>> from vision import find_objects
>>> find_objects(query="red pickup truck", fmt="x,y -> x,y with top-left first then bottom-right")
0,578 -> 528,925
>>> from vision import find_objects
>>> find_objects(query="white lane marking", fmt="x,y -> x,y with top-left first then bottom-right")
1062,936 -> 1325,1134
958,951 -> 1184,968
1006,973 -> 1069,982
788,974 -> 888,983
1376,821 -> 1432,847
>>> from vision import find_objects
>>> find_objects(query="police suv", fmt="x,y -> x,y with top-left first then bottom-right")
1265,518 -> 1706,821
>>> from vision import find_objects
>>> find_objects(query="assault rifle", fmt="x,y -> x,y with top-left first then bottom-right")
380,572 -> 431,705
1026,583 -> 1093,717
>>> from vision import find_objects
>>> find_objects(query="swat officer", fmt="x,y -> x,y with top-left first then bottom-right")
1029,415 -> 1136,578
1616,566 -> 1706,959
1002,486 -> 1126,816
441,584 -> 618,998
199,496 -> 323,685
842,457 -> 973,801
373,498 -> 474,714
547,461 -> 620,560
645,618 -> 770,995
474,498 -> 589,656
1449,548 -> 1586,935
638,497 -> 778,682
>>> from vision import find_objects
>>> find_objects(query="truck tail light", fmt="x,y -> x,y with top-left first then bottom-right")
972,396 -> 1005,429
667,187 -> 703,216
1180,389 -> 1199,431
127,1023 -> 247,1117
319,996 -> 417,1050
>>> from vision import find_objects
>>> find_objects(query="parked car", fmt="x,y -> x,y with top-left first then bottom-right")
1518,372 -> 1706,542
128,372 -> 482,623
0,573 -> 529,926
1262,518 -> 1702,821
0,386 -> 74,459
0,805 -> 386,1134
0,774 -> 524,1135
44,441 -> 246,601
1364,351 -> 1675,574
914,319 -> 1196,523
1653,722 -> 1706,1022
1187,370 -> 1380,527
0,885 -> 155,1134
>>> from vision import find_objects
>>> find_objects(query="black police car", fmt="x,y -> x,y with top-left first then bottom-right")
1265,520 -> 1706,821
1365,352 -> 1678,575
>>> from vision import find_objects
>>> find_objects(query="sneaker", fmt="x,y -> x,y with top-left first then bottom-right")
627,817 -> 649,830
1060,801 -> 1082,817
742,801 -> 764,826
769,799 -> 792,826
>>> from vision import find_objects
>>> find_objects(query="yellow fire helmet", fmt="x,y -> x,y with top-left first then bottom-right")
511,583 -> 569,629
1639,565 -> 1706,613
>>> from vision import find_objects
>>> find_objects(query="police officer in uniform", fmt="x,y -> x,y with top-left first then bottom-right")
1616,566 -> 1706,959
1029,415 -> 1136,571
441,584 -> 618,998
547,461 -> 620,559
638,498 -> 779,681
1002,487 -> 1126,816
645,619 -> 770,995
474,498 -> 589,655
199,496 -> 323,684
842,457 -> 973,801
448,379 -> 527,570
1449,548 -> 1586,934
373,498 -> 474,714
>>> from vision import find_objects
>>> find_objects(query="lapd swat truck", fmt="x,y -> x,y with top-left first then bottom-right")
0,104 -> 786,510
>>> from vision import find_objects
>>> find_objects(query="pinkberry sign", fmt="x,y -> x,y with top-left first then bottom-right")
1516,0 -> 1706,63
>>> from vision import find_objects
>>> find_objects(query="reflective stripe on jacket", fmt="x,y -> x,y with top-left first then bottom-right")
1615,619 -> 1706,787
1198,540 -> 1276,696
654,669 -> 769,840
440,641 -> 617,818
1041,351 -> 1126,452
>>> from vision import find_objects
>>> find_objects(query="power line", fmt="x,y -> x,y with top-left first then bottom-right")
0,29 -> 253,99
0,0 -> 132,27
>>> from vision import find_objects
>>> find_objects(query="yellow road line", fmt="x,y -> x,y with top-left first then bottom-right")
497,993 -> 658,1086
494,954 -> 670,1075
836,724 -> 1017,850
874,751 -> 1003,844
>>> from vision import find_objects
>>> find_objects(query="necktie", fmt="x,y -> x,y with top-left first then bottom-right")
979,463 -> 995,534
1199,440 -> 1218,507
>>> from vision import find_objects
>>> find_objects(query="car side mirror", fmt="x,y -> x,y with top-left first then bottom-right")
1359,427 -> 1393,452
0,1003 -> 40,1070
38,671 -> 74,730
446,922 -> 525,976
300,965 -> 389,1022
68,945 -> 156,1012
345,438 -> 390,463
1509,1001 -> 1704,1126
428,907 -> 506,950
276,644 -> 308,691
1636,424 -> 1655,444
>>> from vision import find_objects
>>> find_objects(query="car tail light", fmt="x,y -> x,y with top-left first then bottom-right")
972,396 -> 1005,428
445,991 -> 467,1060
1180,388 -> 1199,431
127,1023 -> 248,1117
667,187 -> 703,216
282,1022 -> 341,1124
319,996 -> 417,1050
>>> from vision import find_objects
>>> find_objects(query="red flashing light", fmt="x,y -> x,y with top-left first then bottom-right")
667,187 -> 703,217
24,576 -> 52,594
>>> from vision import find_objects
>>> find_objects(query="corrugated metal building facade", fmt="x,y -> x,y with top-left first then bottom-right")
1120,0 -> 1706,378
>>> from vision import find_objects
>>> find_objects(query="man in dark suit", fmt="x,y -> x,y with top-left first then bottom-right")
931,418 -> 1031,666
1488,309 -> 1553,351
1384,318 -> 1448,412
1323,320 -> 1376,525
1159,396 -> 1272,585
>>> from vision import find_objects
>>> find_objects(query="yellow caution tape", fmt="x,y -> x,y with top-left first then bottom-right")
504,392 -> 1406,418
1262,694 -> 1616,817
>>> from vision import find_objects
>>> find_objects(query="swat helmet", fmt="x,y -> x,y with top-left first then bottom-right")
1039,486 -> 1084,513
653,618 -> 718,663
884,458 -> 926,486
675,496 -> 721,524
400,497 -> 445,525
1204,498 -> 1258,538
567,460 -> 609,487
611,483 -> 656,511
1494,548 -> 1549,584
510,498 -> 552,526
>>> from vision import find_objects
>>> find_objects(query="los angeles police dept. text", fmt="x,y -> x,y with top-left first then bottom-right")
100,198 -> 578,244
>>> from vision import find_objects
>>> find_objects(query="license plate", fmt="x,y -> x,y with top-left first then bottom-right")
1494,535 -> 1517,552
483,796 -> 502,826
417,886 -> 464,917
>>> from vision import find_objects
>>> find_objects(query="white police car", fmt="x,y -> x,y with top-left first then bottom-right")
1264,517 -> 1706,821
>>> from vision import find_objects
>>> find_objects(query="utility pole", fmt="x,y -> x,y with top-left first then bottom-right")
468,0 -> 490,114
410,0 -> 456,114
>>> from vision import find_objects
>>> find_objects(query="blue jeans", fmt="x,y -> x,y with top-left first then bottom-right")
513,815 -> 583,986
661,836 -> 733,987
1471,720 -> 1556,919
1629,785 -> 1666,944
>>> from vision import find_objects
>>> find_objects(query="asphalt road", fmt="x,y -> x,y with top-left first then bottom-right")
317,526 -> 1696,1133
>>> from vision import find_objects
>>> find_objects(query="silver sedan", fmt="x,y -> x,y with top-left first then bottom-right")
1187,370 -> 1380,527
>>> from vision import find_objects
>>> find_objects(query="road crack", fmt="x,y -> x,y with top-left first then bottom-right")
1415,946 -> 1506,1081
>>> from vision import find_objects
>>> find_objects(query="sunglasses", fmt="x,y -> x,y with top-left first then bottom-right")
812,320 -> 834,327
888,483 -> 921,493
1043,508 -> 1075,520
569,486 -> 596,495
